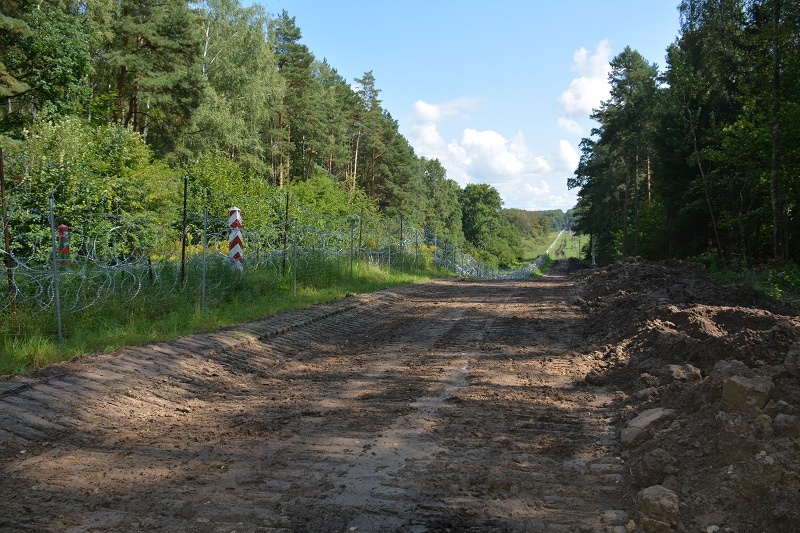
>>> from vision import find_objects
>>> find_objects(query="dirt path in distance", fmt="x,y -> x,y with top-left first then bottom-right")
0,260 -> 633,532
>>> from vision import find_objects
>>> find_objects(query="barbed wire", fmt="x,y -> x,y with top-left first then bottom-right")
0,155 -> 542,323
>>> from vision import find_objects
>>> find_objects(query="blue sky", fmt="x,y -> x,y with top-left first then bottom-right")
263,0 -> 682,212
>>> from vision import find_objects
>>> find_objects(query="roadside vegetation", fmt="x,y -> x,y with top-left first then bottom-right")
0,261 -> 451,376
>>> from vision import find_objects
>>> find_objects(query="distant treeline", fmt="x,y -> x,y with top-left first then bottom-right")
504,209 -> 574,239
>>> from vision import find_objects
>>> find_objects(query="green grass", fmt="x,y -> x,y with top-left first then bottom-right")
521,231 -> 584,263
530,255 -> 555,277
0,258 -> 451,376
520,232 -> 559,261
561,232 -> 584,259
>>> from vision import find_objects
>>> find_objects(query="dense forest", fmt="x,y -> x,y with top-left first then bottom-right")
0,0 -> 567,270
571,0 -> 799,268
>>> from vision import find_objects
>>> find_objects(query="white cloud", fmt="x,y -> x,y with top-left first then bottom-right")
557,39 -> 613,118
411,97 -> 480,124
407,98 -> 578,210
553,140 -> 580,172
557,117 -> 584,135
572,38 -> 614,78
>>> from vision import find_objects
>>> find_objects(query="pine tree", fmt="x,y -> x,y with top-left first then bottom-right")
270,10 -> 317,186
106,0 -> 206,157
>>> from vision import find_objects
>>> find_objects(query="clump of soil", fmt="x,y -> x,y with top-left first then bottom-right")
573,257 -> 800,532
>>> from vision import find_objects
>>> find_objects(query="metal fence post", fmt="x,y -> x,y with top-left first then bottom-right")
49,196 -> 63,344
349,218 -> 355,282
293,220 -> 297,297
0,148 -> 16,326
282,191 -> 290,275
201,207 -> 208,311
180,176 -> 188,285
414,228 -> 419,273
358,207 -> 363,261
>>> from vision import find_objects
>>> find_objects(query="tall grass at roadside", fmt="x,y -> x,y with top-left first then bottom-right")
0,252 -> 449,376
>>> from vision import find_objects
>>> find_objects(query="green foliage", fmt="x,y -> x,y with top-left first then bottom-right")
460,183 -> 502,250
0,245 -> 449,376
504,208 -> 570,238
185,0 -> 280,172
288,173 -> 373,218
484,217 -> 525,268
1,2 -> 92,141
0,6 -> 31,104
420,158 -> 463,242
22,5 -> 92,114
105,0 -> 207,157
571,0 -> 800,268
10,115 -> 179,261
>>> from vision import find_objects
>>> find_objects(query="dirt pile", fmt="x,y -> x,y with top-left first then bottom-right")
573,257 -> 800,532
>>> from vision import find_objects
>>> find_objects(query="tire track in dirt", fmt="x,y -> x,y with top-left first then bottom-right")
0,261 -> 633,532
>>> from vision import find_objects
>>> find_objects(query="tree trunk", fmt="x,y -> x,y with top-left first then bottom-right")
634,146 -> 640,256
279,109 -> 287,189
142,96 -> 150,143
351,129 -> 361,195
115,67 -> 126,124
623,152 -> 630,258
770,0 -> 783,262
684,97 -> 723,259
370,149 -> 380,200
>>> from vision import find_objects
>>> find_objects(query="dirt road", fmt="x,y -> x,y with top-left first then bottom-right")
0,261 -> 633,532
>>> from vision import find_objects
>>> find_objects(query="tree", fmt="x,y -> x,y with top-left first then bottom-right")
313,59 -> 357,182
591,46 -> 658,257
0,0 -> 32,130
352,71 -> 385,197
570,47 -> 658,264
460,183 -> 503,250
270,10 -> 317,186
1,2 -> 91,144
185,0 -> 280,172
421,157 -> 464,245
106,0 -> 206,158
744,0 -> 800,263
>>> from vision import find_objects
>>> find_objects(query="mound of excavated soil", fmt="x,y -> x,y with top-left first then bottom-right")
573,257 -> 800,532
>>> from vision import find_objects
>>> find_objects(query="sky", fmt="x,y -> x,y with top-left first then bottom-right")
262,0 -> 683,212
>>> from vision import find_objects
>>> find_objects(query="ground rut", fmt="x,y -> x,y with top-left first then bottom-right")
0,261 -> 633,532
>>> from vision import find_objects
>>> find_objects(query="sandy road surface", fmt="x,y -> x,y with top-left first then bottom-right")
0,261 -> 633,532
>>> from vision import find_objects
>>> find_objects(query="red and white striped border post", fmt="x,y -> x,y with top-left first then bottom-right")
57,224 -> 71,267
228,207 -> 244,271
